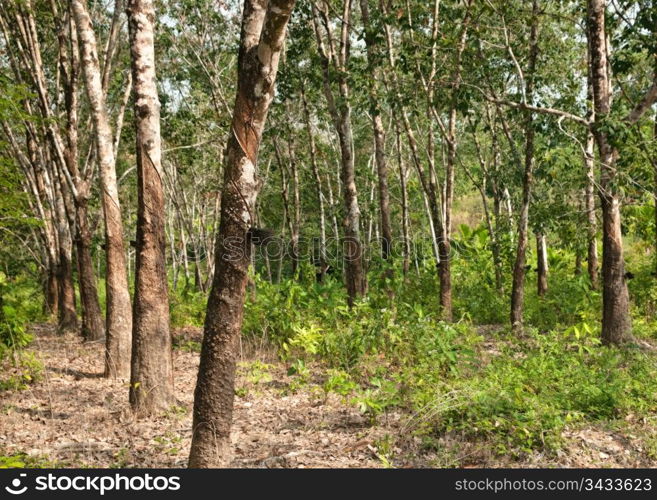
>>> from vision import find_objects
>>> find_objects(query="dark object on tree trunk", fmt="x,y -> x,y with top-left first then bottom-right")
247,227 -> 276,246
624,271 -> 634,280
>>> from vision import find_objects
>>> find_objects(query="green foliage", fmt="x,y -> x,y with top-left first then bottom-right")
0,276 -> 45,392
0,274 -> 42,357
0,351 -> 43,391
410,329 -> 657,456
0,452 -> 54,469
169,287 -> 206,328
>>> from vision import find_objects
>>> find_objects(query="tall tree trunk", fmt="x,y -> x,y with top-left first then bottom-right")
313,0 -> 366,306
587,0 -> 633,345
536,233 -> 548,297
284,128 -> 301,277
45,260 -> 60,316
359,0 -> 392,262
188,0 -> 295,467
24,130 -> 60,315
53,170 -> 78,333
60,10 -> 105,341
301,84 -> 327,277
379,0 -> 446,313
439,0 -> 473,321
510,0 -> 540,332
126,0 -> 174,412
75,199 -> 105,340
395,120 -> 411,276
72,0 -> 132,377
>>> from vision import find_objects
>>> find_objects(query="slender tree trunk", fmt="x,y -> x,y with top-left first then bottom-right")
359,0 -> 392,261
46,262 -> 60,316
58,10 -> 105,341
575,249 -> 583,275
510,0 -> 540,332
189,0 -> 295,467
379,0 -> 447,312
438,0 -> 473,320
301,85 -> 327,277
284,130 -> 301,277
313,0 -> 366,305
584,49 -> 600,291
536,233 -> 548,297
180,220 -> 190,287
53,171 -> 78,333
73,0 -> 132,377
395,120 -> 411,276
75,200 -> 105,340
169,216 -> 179,290
585,131 -> 599,289
25,130 -> 60,316
325,166 -> 340,248
127,0 -> 174,412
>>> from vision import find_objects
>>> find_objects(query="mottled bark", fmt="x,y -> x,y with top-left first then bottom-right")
73,0 -> 132,377
587,0 -> 633,345
189,0 -> 295,468
126,0 -> 174,411
57,8 -> 105,340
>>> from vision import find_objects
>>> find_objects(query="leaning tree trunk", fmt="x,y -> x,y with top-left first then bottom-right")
126,0 -> 174,412
188,0 -> 295,468
73,0 -> 133,378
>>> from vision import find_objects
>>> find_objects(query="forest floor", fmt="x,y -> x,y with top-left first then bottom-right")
0,323 -> 654,468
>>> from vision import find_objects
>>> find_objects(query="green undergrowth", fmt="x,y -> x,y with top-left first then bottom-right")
0,273 -> 43,391
164,231 -> 657,461
0,451 -> 56,468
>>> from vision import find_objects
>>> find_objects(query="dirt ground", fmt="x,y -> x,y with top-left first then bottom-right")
0,324 -> 398,468
0,324 -> 653,468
